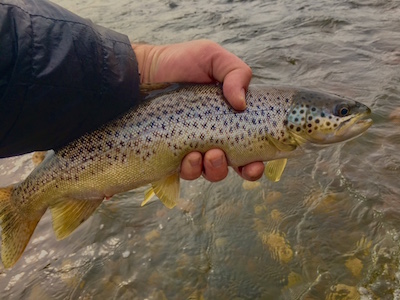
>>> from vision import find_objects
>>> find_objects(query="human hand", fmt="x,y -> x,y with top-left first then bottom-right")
132,40 -> 264,182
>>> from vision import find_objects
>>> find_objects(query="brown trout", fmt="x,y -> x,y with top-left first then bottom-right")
0,83 -> 372,268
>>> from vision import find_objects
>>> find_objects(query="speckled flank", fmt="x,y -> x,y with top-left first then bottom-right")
9,85 -> 293,207
57,84 -> 295,162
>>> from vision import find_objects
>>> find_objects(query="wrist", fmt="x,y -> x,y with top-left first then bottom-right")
131,43 -> 159,83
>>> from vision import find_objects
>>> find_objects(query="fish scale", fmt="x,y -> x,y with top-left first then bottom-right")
0,83 -> 372,268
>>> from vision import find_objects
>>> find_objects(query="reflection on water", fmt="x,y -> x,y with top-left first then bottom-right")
1,0 -> 400,299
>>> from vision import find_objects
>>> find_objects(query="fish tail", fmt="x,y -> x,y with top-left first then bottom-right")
0,186 -> 45,268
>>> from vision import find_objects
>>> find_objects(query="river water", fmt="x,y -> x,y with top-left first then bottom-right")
1,0 -> 400,299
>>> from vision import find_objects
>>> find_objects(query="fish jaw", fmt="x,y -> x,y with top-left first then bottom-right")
303,110 -> 372,144
334,109 -> 373,140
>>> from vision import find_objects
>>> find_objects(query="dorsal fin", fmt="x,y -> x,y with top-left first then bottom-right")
32,151 -> 47,166
139,83 -> 183,100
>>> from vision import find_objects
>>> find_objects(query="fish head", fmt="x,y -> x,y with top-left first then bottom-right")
287,89 -> 372,145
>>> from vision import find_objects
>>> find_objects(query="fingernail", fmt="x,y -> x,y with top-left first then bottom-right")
239,88 -> 246,110
211,155 -> 224,168
240,88 -> 246,99
189,156 -> 201,167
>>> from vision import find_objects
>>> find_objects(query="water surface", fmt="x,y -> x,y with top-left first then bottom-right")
1,0 -> 399,299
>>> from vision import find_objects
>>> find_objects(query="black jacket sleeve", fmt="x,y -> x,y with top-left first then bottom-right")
0,0 -> 140,158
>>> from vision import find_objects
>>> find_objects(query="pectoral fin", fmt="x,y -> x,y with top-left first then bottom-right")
148,173 -> 180,209
268,137 -> 296,152
50,198 -> 103,240
265,158 -> 288,182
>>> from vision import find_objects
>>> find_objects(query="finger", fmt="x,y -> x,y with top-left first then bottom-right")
209,44 -> 252,111
235,162 -> 265,181
202,149 -> 229,182
180,152 -> 203,180
222,68 -> 252,111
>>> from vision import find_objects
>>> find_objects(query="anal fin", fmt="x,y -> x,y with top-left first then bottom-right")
265,158 -> 288,182
141,188 -> 156,207
149,173 -> 180,209
50,198 -> 103,240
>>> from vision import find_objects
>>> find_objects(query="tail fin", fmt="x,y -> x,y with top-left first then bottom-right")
0,186 -> 45,268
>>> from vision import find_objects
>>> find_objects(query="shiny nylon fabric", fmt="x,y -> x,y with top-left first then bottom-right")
0,0 -> 140,157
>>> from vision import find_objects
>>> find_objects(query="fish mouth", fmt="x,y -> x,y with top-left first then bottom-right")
335,110 -> 373,140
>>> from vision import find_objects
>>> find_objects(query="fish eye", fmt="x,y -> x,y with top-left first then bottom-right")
335,105 -> 350,117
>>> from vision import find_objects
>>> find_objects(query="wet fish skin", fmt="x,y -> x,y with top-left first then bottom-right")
0,83 -> 372,268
